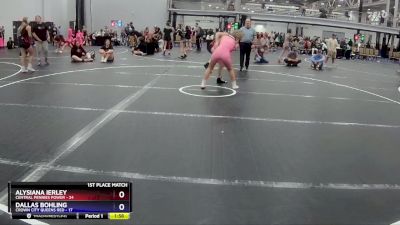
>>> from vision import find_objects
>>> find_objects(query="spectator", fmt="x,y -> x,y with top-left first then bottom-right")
0,26 -> 4,47
348,38 -> 353,47
255,48 -> 268,64
7,37 -> 15,49
66,27 -> 74,47
321,41 -> 328,55
185,26 -> 192,51
54,34 -> 67,53
51,25 -> 58,45
195,23 -> 203,51
99,39 -> 114,62
32,15 -> 50,66
176,25 -> 187,59
75,30 -> 84,46
310,49 -> 325,70
71,39 -> 93,62
284,50 -> 302,66
132,36 -> 147,56
301,6 -> 306,16
162,21 -> 174,56
154,26 -> 162,40
0,26 -> 4,38
205,29 -> 215,53
18,17 -> 35,72
278,29 -> 292,63
325,33 -> 340,64
82,25 -> 88,45
146,35 -> 158,55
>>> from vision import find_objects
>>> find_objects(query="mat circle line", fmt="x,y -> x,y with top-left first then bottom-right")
179,85 -> 237,98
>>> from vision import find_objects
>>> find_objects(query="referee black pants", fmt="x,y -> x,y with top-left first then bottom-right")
240,42 -> 252,69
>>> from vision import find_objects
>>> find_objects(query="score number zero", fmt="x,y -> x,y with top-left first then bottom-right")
117,191 -> 126,211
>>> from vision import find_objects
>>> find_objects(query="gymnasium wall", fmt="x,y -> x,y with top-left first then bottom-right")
253,22 -> 398,47
85,0 -> 169,33
0,0 -> 74,39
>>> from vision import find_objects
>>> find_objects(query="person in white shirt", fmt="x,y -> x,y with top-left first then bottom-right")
325,34 -> 340,64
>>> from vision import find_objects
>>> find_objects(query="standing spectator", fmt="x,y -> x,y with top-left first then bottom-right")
162,22 -> 174,56
126,22 -> 136,47
0,26 -> 4,38
195,23 -> 203,51
0,26 -> 4,48
48,25 -> 55,45
301,5 -> 306,16
75,29 -> 84,46
153,26 -> 162,52
120,29 -> 127,46
18,17 -> 35,72
66,27 -> 74,47
239,19 -> 256,71
154,26 -> 162,41
51,26 -> 58,46
325,34 -> 339,64
82,25 -> 88,45
184,26 -> 192,51
32,15 -> 50,66
348,38 -> 353,47
321,41 -> 328,55
205,29 -> 215,53
176,25 -> 187,59
278,29 -> 292,63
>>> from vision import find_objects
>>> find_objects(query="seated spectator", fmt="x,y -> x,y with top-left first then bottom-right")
304,38 -> 312,54
133,37 -> 148,56
255,48 -> 269,64
7,37 -> 15,49
310,49 -> 325,70
284,51 -> 301,66
321,41 -> 328,55
146,36 -> 158,55
54,34 -> 67,53
71,39 -> 93,62
99,39 -> 114,63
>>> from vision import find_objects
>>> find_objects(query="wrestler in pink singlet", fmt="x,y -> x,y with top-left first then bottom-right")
210,35 -> 236,70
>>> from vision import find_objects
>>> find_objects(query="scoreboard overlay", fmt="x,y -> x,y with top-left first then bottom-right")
8,182 -> 132,220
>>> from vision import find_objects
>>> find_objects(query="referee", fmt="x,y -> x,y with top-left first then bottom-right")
239,19 -> 256,71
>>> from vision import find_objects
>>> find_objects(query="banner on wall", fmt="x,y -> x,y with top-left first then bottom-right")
111,20 -> 123,27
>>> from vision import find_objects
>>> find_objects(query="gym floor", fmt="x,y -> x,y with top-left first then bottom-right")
0,45 -> 400,225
